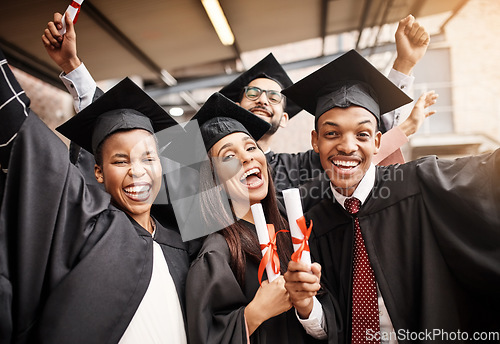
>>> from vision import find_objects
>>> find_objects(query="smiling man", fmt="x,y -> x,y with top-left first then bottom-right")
283,49 -> 500,344
312,101 -> 382,196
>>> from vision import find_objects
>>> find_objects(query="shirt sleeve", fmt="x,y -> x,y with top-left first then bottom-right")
59,63 -> 97,113
383,68 -> 415,129
295,296 -> 328,340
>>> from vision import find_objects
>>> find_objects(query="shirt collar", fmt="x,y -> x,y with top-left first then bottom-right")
330,163 -> 376,210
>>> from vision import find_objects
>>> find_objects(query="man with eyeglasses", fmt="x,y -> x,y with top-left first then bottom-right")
42,13 -> 433,198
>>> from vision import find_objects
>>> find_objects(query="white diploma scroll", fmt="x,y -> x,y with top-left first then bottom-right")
282,188 -> 312,266
251,203 -> 280,283
58,0 -> 85,35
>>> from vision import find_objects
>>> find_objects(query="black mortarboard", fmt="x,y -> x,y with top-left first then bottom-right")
191,92 -> 271,151
219,53 -> 301,118
57,77 -> 178,154
281,49 -> 412,129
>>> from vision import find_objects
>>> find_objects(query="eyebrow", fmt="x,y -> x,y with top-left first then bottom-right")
111,153 -> 129,159
217,135 -> 253,156
321,119 -> 375,128
142,150 -> 157,157
321,121 -> 339,128
358,120 -> 374,126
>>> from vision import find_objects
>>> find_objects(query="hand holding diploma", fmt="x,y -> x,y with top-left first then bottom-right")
58,0 -> 85,36
246,203 -> 292,335
42,12 -> 81,74
284,261 -> 322,319
244,276 -> 292,336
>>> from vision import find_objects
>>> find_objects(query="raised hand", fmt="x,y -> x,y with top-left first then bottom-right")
42,12 -> 81,74
393,14 -> 430,75
399,90 -> 439,137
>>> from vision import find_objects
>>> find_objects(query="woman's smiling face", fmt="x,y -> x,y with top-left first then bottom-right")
211,132 -> 269,208
94,129 -> 162,219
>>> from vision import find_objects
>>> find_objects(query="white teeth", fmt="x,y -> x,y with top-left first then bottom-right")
240,168 -> 260,181
247,180 -> 262,187
124,185 -> 150,193
333,160 -> 359,167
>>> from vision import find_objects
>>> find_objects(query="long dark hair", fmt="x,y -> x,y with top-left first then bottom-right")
199,148 -> 293,288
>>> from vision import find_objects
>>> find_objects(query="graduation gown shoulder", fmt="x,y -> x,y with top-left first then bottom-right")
266,149 -> 322,195
306,152 -> 500,343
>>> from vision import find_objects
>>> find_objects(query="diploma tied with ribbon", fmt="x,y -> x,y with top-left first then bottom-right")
282,188 -> 312,266
58,0 -> 85,35
251,203 -> 281,285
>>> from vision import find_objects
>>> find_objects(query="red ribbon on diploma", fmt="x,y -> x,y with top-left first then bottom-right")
258,224 -> 288,285
291,216 -> 313,263
70,1 -> 82,23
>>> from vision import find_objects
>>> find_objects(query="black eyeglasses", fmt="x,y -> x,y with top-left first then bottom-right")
243,86 -> 284,105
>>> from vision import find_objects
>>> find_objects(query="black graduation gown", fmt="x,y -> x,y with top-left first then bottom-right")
305,152 -> 500,343
186,222 -> 341,344
0,112 -> 189,344
266,150 -> 322,196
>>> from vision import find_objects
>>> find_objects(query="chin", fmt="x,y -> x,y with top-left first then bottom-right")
250,189 -> 268,204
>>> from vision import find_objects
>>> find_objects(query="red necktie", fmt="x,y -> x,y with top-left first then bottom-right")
344,197 -> 380,344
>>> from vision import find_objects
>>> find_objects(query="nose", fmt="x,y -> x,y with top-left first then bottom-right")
241,150 -> 254,164
337,135 -> 357,154
256,91 -> 269,105
128,161 -> 147,177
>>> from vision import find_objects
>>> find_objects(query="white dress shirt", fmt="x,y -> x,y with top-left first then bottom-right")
384,69 -> 414,129
119,233 -> 187,344
330,164 -> 398,344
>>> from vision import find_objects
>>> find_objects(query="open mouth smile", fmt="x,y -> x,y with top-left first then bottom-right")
330,158 -> 361,175
250,107 -> 272,118
123,183 -> 152,202
239,167 -> 264,189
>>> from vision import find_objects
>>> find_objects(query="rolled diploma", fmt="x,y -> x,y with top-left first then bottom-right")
282,188 -> 311,266
251,203 -> 280,283
58,0 -> 85,35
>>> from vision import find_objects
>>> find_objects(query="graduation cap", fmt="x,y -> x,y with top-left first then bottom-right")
219,53 -> 301,118
281,49 -> 412,129
57,77 -> 178,154
191,92 -> 271,151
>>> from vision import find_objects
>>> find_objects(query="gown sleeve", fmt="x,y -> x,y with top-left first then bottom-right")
186,234 -> 249,344
0,69 -> 110,341
416,150 -> 500,294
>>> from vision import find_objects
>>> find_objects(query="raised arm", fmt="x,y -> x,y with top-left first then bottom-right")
383,15 -> 430,131
42,12 -> 97,113
393,14 -> 430,76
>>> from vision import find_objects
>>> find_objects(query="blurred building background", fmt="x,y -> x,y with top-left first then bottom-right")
1,0 -> 498,158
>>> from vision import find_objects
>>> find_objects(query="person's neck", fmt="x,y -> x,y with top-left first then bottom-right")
333,185 -> 356,197
233,201 -> 255,224
130,211 -> 155,234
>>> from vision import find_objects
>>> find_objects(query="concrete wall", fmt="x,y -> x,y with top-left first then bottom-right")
446,0 -> 500,141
